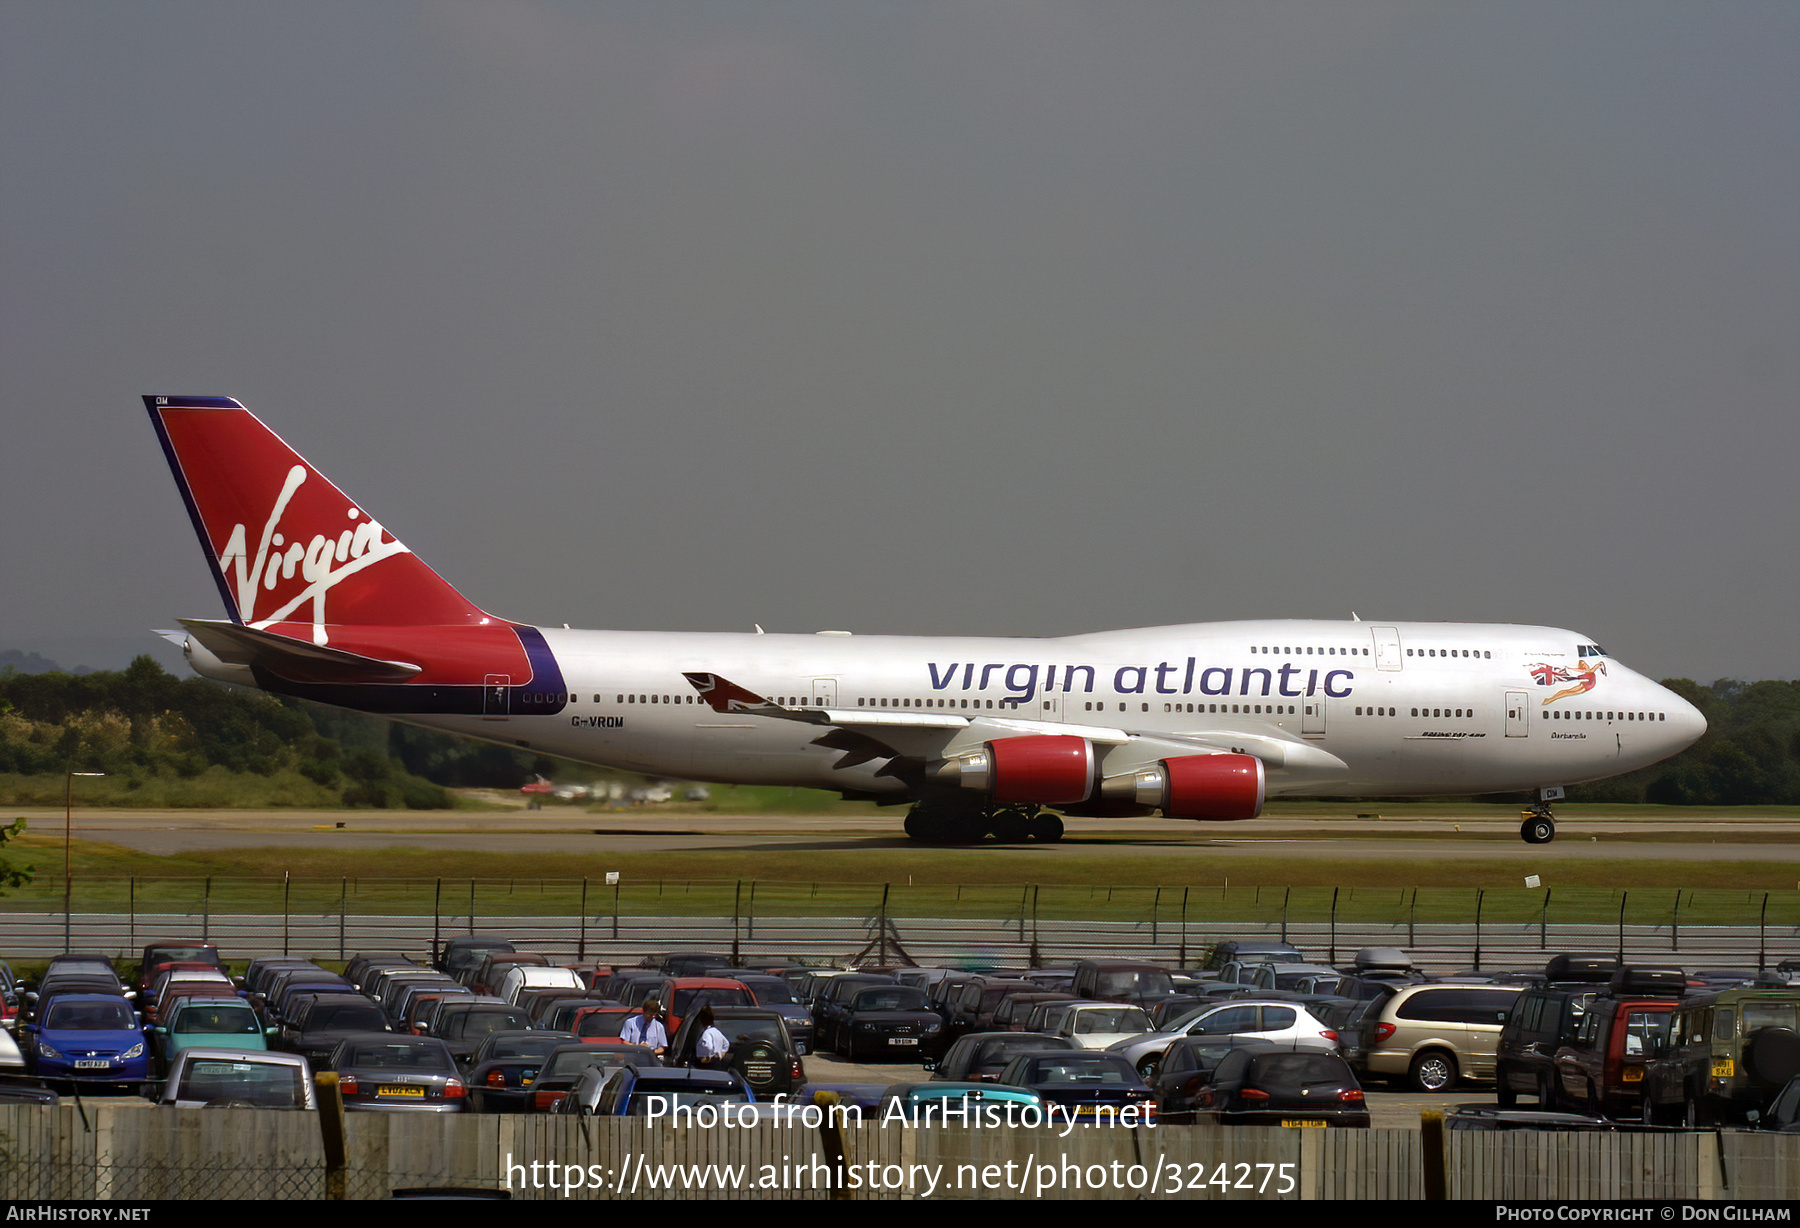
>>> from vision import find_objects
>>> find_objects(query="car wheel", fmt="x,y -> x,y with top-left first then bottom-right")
1684,1088 -> 1705,1129
846,1033 -> 859,1063
1537,1074 -> 1556,1110
1495,1071 -> 1517,1108
1409,1050 -> 1457,1093
1588,1081 -> 1605,1119
1137,1055 -> 1161,1082
1641,1094 -> 1658,1126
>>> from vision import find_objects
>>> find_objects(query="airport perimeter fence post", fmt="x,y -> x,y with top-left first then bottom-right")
1329,887 -> 1339,965
1409,887 -> 1417,949
1281,886 -> 1289,944
1540,888 -> 1551,950
432,877 -> 441,961
578,877 -> 587,961
612,879 -> 619,941
1152,885 -> 1161,946
1179,887 -> 1189,966
337,877 -> 347,962
1473,888 -> 1485,971
732,880 -> 742,965
468,879 -> 476,934
1760,893 -> 1769,970
128,876 -> 135,953
1672,889 -> 1680,952
1616,891 -> 1628,964
202,875 -> 211,942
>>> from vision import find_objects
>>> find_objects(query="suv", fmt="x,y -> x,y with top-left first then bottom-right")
1550,968 -> 1685,1117
1641,981 -> 1800,1125
1359,983 -> 1524,1092
1495,955 -> 1617,1107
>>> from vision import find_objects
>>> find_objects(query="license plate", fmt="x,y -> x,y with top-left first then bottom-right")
73,1060 -> 111,1069
1282,1119 -> 1327,1128
1622,1067 -> 1643,1082
379,1085 -> 424,1098
890,1037 -> 918,1046
1713,1059 -> 1735,1078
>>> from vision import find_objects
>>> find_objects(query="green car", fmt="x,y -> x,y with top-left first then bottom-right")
151,997 -> 275,1075
1643,982 -> 1800,1126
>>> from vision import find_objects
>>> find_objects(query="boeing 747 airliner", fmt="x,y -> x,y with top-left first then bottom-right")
146,396 -> 1706,845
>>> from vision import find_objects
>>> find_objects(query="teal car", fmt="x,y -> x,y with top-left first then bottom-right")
152,997 -> 274,1074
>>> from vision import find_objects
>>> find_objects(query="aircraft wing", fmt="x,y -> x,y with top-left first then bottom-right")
683,672 -> 1347,787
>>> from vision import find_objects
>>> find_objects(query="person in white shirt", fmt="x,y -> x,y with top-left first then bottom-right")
693,1006 -> 731,1068
620,997 -> 668,1055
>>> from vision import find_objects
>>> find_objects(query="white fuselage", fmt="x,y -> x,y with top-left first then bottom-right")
392,619 -> 1704,801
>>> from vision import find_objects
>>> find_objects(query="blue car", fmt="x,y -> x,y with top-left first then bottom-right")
26,993 -> 150,1089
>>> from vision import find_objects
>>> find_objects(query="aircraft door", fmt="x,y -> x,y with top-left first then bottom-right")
1506,691 -> 1530,737
1034,694 -> 1065,722
810,678 -> 838,709
1302,696 -> 1327,738
1372,626 -> 1404,672
483,675 -> 510,719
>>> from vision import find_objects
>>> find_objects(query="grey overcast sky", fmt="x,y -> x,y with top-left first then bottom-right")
2,2 -> 1795,682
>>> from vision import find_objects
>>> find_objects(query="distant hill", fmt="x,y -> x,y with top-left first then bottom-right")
0,649 -> 92,676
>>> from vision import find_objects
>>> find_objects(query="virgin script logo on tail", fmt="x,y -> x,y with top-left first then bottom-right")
216,463 -> 410,644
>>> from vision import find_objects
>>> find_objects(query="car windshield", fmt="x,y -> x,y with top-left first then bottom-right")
1094,970 -> 1174,998
1072,1007 -> 1151,1033
45,1001 -> 134,1030
455,1010 -> 529,1038
345,1043 -> 453,1071
852,989 -> 929,1012
625,1087 -> 744,1114
171,1006 -> 260,1035
1742,1003 -> 1800,1033
176,1060 -> 304,1107
1027,1056 -> 1134,1083
672,987 -> 752,1015
307,1004 -> 388,1032
540,1050 -> 620,1079
576,1012 -> 629,1038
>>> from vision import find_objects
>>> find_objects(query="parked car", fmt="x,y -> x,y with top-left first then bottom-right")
326,1034 -> 467,1112
1642,982 -> 1800,1125
24,993 -> 148,1091
994,1051 -> 1155,1124
1358,982 -> 1524,1092
158,1049 -> 316,1110
1551,969 -> 1685,1117
1192,1049 -> 1369,1128
666,1008 -> 804,1100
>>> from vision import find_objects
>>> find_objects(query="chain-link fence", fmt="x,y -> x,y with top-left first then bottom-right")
2,878 -> 1797,967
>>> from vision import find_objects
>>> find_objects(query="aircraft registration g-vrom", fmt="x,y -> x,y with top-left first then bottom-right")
146,396 -> 1706,846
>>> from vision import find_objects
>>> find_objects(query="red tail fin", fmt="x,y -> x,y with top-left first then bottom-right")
146,396 -> 493,637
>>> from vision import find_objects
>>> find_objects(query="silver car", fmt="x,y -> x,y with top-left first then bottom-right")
158,1048 -> 316,1109
1107,999 -> 1340,1078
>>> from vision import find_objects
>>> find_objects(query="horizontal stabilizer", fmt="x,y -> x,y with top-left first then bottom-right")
178,619 -> 422,685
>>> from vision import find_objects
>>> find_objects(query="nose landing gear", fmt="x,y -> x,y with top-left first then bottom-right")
1520,804 -> 1556,844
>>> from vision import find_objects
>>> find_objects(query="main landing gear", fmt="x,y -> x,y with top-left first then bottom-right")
1520,803 -> 1556,845
903,801 -> 1063,844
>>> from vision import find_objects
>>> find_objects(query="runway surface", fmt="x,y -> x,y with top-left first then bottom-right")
15,805 -> 1800,861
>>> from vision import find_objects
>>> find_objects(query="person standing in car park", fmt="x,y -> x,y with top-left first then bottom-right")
693,1006 -> 730,1068
622,996 -> 668,1056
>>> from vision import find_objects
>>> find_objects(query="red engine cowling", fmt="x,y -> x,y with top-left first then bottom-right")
933,735 -> 1097,804
1139,753 -> 1264,820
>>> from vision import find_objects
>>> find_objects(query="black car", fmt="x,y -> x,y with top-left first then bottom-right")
995,1051 -> 1155,1124
666,1007 -> 803,1100
1151,1037 -> 1277,1124
1193,1049 -> 1369,1128
832,986 -> 942,1062
929,1032 -> 1077,1083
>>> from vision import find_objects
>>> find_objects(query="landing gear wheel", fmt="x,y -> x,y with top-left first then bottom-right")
1030,812 -> 1064,843
988,807 -> 1032,844
1521,814 -> 1556,844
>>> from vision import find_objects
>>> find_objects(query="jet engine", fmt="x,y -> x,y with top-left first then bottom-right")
931,734 -> 1096,805
1126,753 -> 1264,820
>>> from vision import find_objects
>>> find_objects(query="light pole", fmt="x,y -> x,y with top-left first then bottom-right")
63,769 -> 103,953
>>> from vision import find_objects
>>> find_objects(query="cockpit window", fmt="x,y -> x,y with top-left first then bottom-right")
1577,643 -> 1608,657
